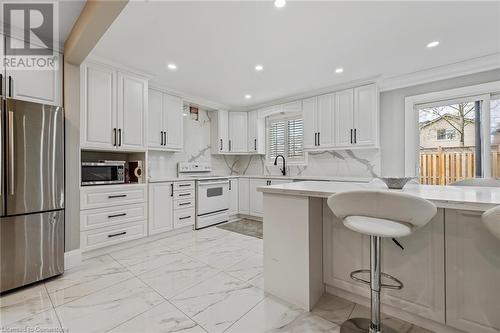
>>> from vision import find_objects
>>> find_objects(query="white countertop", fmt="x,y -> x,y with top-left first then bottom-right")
258,180 -> 500,211
148,175 -> 372,183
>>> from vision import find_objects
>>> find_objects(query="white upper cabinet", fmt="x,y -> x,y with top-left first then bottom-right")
211,109 -> 229,154
353,84 -> 377,146
317,93 -> 335,148
336,84 -> 378,148
148,89 -> 164,148
303,94 -> 335,150
147,89 -> 184,151
247,110 -> 265,154
81,62 -> 117,149
2,35 -> 62,106
302,97 -> 318,150
117,72 -> 147,150
335,88 -> 354,147
163,94 -> 183,150
228,112 -> 248,153
81,61 -> 148,151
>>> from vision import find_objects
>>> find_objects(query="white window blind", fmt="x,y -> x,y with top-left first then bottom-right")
267,114 -> 304,163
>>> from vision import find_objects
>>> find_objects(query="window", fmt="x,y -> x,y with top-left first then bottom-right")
490,96 -> 500,179
267,114 -> 305,163
436,128 -> 457,141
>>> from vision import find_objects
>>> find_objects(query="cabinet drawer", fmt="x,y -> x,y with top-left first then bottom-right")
80,203 -> 147,231
174,199 -> 194,210
80,221 -> 146,252
81,185 -> 146,209
173,190 -> 194,201
173,208 -> 195,229
174,181 -> 195,191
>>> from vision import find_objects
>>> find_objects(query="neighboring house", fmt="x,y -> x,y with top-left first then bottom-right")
420,115 -> 475,149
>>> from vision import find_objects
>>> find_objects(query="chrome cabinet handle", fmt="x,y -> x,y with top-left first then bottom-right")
171,183 -> 174,197
160,131 -> 164,145
108,213 -> 127,218
118,129 -> 122,146
163,131 -> 167,146
354,128 -> 357,144
179,216 -> 191,220
113,128 -> 117,146
8,111 -> 14,195
179,202 -> 191,206
350,129 -> 353,144
318,132 -> 320,146
108,231 -> 126,238
108,194 -> 127,198
178,184 -> 191,187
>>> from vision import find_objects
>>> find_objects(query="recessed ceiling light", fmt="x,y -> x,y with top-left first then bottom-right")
245,94 -> 252,99
427,41 -> 440,48
254,64 -> 264,71
335,68 -> 344,74
274,0 -> 286,8
167,63 -> 177,70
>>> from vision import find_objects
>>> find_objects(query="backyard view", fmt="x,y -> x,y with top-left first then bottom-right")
418,98 -> 500,185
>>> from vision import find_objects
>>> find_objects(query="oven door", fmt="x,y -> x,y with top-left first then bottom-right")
196,179 -> 229,216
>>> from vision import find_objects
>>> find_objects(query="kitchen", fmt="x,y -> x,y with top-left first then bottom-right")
1,1 -> 500,333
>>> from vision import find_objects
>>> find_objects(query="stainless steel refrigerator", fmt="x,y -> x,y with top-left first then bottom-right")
0,97 -> 64,293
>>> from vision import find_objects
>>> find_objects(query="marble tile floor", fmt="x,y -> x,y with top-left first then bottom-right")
0,227 -> 433,333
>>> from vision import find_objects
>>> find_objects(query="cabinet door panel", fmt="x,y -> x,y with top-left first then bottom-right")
148,183 -> 173,235
249,179 -> 266,217
229,112 -> 248,153
238,178 -> 250,215
302,97 -> 317,150
335,89 -> 354,147
164,94 -> 183,150
4,37 -> 62,105
81,63 -> 116,149
117,73 -> 146,150
148,89 -> 164,148
446,210 -> 500,333
354,84 -> 377,146
229,179 -> 239,216
317,93 -> 335,148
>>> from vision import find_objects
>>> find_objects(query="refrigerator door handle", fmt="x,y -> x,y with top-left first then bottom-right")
8,111 -> 14,195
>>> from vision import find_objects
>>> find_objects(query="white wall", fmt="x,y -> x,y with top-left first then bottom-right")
380,69 -> 500,176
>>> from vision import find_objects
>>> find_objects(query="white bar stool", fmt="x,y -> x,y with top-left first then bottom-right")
482,206 -> 500,240
327,190 -> 437,333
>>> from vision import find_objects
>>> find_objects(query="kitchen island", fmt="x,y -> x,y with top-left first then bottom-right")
258,181 -> 500,333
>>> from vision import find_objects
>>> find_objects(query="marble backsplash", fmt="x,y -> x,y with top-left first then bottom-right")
148,108 -> 380,179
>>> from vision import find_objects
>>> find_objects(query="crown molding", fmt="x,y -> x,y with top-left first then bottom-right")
379,53 -> 500,92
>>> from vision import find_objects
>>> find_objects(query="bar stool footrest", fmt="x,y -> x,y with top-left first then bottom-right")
350,270 -> 404,290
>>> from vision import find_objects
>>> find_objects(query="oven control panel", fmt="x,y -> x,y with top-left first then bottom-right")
178,162 -> 212,173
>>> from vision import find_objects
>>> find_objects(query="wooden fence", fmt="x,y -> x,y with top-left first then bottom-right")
419,149 -> 500,185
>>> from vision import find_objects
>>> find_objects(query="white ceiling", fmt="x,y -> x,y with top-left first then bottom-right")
58,0 -> 86,44
90,1 -> 500,109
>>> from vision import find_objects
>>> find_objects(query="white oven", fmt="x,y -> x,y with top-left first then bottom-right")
196,178 -> 229,229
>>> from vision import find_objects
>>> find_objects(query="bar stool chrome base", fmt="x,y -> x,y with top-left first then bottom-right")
340,318 -> 399,333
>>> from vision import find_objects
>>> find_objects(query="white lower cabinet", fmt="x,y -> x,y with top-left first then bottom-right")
80,184 -> 147,252
148,182 -> 174,235
445,210 -> 500,333
229,178 -> 239,216
250,179 -> 267,217
238,178 -> 250,215
250,178 -> 292,217
323,203 -> 446,323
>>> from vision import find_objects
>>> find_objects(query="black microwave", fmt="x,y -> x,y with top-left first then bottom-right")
81,161 -> 125,186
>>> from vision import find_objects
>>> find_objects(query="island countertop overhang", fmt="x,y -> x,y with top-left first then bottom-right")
258,181 -> 500,211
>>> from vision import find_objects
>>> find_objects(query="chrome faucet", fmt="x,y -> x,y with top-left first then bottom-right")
274,155 -> 286,176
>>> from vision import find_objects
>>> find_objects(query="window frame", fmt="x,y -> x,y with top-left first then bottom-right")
405,80 -> 500,178
265,112 -> 307,166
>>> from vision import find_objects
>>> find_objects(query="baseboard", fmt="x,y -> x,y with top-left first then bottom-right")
64,249 -> 82,270
325,285 -> 464,333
